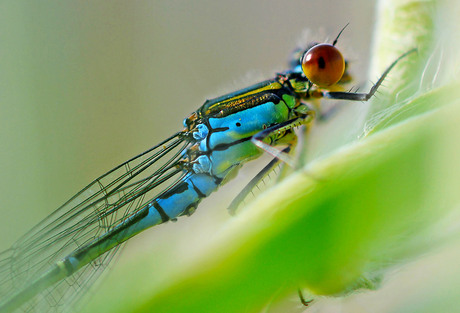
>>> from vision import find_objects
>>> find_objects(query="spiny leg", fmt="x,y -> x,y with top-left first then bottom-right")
251,111 -> 315,168
316,86 -> 361,122
227,145 -> 292,216
323,49 -> 416,102
298,289 -> 314,307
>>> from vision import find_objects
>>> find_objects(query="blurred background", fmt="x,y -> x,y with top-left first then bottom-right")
2,1 -> 435,312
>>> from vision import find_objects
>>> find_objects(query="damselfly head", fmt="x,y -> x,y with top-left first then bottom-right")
301,43 -> 345,87
291,24 -> 351,87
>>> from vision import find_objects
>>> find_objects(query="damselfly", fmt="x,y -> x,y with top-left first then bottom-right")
0,27 -> 411,313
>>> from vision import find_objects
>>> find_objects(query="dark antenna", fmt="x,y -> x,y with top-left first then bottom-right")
332,23 -> 349,46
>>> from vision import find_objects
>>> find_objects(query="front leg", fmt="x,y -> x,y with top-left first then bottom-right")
323,49 -> 416,101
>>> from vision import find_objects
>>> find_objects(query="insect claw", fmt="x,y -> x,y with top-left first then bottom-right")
297,289 -> 314,307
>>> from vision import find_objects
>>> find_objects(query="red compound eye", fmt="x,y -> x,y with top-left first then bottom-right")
301,43 -> 345,87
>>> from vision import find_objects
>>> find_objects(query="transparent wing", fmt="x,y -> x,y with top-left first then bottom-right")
0,131 -> 191,313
